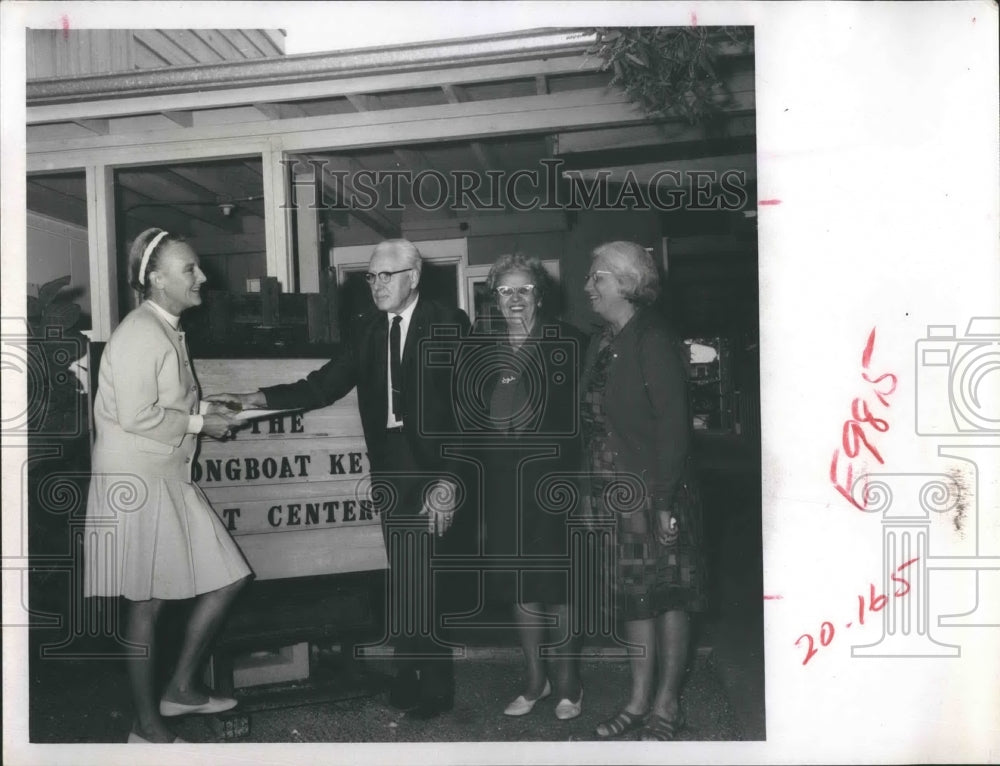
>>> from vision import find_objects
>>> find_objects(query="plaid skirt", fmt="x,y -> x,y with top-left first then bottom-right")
586,472 -> 707,621
582,342 -> 706,621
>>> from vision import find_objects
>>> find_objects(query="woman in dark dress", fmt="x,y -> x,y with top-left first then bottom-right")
477,253 -> 586,720
581,241 -> 706,741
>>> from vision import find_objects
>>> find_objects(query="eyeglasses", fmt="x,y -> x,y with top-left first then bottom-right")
584,270 -> 614,284
495,285 -> 535,298
364,268 -> 412,285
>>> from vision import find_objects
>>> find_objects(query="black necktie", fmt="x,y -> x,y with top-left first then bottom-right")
390,315 -> 403,421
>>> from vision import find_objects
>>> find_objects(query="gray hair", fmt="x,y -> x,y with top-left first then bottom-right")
372,238 -> 423,276
592,240 -> 660,306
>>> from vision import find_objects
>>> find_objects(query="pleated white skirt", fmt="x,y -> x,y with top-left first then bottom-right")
84,472 -> 252,601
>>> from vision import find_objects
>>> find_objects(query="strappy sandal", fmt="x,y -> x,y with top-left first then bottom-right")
595,709 -> 646,739
639,712 -> 686,741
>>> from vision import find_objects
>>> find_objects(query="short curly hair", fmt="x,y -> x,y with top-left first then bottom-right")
128,228 -> 187,297
484,252 -> 551,305
591,241 -> 661,306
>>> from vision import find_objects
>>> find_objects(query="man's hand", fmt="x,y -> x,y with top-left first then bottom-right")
204,400 -> 236,417
420,480 -> 458,538
205,391 -> 267,411
202,412 -> 241,440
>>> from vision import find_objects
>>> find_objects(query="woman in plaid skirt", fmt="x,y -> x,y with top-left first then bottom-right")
580,241 -> 706,742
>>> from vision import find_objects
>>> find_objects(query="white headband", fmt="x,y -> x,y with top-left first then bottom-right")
138,230 -> 169,286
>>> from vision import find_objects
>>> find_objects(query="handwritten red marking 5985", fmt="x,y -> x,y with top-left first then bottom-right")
830,328 -> 898,510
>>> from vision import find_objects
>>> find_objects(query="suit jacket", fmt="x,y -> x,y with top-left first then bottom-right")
91,300 -> 200,482
262,296 -> 471,478
580,309 -> 691,509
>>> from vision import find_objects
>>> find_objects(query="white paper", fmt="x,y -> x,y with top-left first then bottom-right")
229,407 -> 303,423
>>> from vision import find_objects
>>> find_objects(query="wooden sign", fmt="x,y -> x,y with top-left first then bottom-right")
194,358 -> 388,580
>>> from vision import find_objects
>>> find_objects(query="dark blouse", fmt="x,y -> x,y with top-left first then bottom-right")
479,320 -> 587,552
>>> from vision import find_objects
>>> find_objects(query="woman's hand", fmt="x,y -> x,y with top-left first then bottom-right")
204,391 -> 266,412
654,508 -> 680,546
202,412 -> 241,440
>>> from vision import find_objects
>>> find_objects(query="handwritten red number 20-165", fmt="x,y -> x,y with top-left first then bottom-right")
795,557 -> 918,666
830,328 -> 898,510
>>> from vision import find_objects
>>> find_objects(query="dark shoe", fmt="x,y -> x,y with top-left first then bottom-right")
408,697 -> 453,720
639,712 -> 686,741
388,670 -> 420,711
595,709 -> 646,739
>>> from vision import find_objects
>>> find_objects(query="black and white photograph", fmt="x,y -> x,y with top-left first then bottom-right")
2,2 -> 997,764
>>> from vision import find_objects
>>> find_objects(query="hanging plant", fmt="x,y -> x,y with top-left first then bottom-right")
586,26 -> 752,127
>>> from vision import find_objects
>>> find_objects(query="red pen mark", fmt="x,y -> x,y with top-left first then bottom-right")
861,327 -> 876,368
796,558 -> 918,666
830,327 -> 897,510
758,198 -> 782,205
61,14 -> 70,39
763,594 -> 783,600
690,11 -> 698,26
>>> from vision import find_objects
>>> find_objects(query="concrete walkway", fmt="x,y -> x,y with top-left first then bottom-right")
29,644 -> 749,743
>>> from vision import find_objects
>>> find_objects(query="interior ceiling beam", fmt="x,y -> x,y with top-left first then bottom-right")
296,155 -> 401,240
553,114 -> 757,155
160,110 -> 194,128
440,84 -> 499,172
252,102 -> 309,120
27,180 -> 89,227
345,94 -> 377,112
343,95 -> 438,181
116,169 -> 243,232
72,118 -> 109,135
28,88 -> 652,171
562,154 -> 757,186
116,183 -> 239,234
252,103 -> 281,120
117,187 -> 197,235
166,164 -> 265,218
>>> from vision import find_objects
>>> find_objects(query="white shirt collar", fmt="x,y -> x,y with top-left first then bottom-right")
389,293 -> 419,324
146,299 -> 181,330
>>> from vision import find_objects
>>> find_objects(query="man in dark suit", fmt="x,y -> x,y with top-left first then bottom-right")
212,239 -> 470,718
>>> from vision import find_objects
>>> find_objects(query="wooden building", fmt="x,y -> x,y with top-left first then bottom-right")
27,28 -> 286,79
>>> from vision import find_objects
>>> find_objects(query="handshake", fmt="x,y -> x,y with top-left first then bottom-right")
200,390 -> 268,440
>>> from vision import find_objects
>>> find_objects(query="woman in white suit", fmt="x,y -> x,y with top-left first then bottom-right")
84,228 -> 252,744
